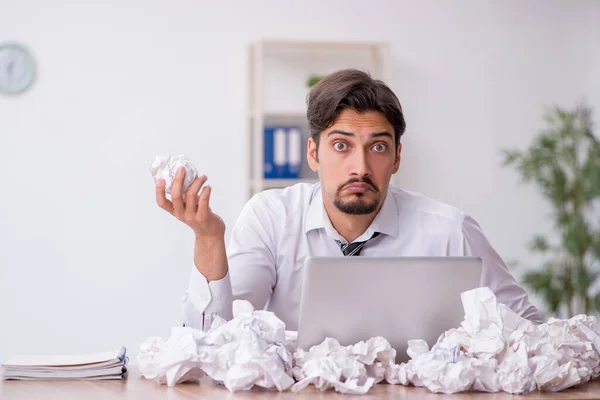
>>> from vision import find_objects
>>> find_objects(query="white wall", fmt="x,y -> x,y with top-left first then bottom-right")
592,3 -> 600,123
0,0 -> 598,363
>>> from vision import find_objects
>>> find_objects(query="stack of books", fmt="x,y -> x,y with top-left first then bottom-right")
0,347 -> 127,380
264,125 -> 303,179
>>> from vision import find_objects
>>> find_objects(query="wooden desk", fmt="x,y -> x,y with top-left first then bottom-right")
2,367 -> 600,399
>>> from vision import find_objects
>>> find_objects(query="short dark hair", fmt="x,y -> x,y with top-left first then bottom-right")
306,69 -> 406,151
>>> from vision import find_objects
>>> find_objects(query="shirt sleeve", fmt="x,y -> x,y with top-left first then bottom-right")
182,193 -> 278,330
460,214 -> 544,324
182,267 -> 234,330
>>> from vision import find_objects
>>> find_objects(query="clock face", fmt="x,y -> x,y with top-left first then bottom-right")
0,43 -> 36,95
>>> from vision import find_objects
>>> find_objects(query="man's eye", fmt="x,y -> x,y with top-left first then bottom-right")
373,143 -> 387,152
334,142 -> 348,151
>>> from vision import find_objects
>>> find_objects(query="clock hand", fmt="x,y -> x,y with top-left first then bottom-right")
7,61 -> 14,78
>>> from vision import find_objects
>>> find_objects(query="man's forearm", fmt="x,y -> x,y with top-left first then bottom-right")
194,236 -> 229,282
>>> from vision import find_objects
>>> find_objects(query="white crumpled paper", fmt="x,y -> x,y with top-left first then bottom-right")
139,300 -> 295,391
150,154 -> 198,194
138,327 -> 206,386
139,288 -> 600,395
394,287 -> 600,394
291,336 -> 397,394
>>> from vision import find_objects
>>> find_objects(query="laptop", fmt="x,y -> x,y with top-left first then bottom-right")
296,256 -> 482,362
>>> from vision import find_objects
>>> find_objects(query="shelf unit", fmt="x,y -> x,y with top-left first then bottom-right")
247,39 -> 392,199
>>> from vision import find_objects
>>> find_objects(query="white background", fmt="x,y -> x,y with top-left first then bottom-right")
0,0 -> 598,362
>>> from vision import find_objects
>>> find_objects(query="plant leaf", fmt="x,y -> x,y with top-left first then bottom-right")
528,235 -> 550,253
522,268 -> 564,314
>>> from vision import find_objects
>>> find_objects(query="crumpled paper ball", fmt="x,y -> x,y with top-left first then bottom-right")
291,336 -> 397,394
394,287 -> 600,394
139,300 -> 295,392
150,154 -> 198,194
195,300 -> 295,392
137,327 -> 206,386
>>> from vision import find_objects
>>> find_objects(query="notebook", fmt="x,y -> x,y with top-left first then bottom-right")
0,346 -> 127,380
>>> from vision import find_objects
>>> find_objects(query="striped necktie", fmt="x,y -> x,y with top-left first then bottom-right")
336,232 -> 381,256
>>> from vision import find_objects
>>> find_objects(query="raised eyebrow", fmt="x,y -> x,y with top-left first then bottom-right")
370,132 -> 394,141
327,129 -> 354,137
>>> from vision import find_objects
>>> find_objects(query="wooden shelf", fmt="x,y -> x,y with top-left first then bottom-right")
249,111 -> 307,120
260,39 -> 388,51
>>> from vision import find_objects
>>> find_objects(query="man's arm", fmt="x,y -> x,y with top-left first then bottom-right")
460,214 -> 544,324
182,236 -> 233,330
155,167 -> 232,329
179,191 -> 278,330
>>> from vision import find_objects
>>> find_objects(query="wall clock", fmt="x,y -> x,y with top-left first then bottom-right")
0,43 -> 37,95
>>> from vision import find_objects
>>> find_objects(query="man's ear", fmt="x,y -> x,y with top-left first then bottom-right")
307,137 -> 319,172
392,143 -> 402,173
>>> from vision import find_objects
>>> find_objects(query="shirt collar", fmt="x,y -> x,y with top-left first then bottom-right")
304,183 -> 399,240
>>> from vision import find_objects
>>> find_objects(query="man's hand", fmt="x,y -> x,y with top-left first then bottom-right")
155,167 -> 228,281
155,167 -> 225,239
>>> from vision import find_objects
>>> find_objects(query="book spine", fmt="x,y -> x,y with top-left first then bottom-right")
287,127 -> 301,178
273,127 -> 287,178
263,127 -> 275,179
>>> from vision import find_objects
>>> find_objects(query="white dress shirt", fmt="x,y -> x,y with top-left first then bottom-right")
182,182 -> 542,330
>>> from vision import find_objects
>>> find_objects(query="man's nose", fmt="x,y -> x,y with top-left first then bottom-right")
349,149 -> 371,177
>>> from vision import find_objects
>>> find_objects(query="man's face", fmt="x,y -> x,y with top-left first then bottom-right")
307,109 -> 401,215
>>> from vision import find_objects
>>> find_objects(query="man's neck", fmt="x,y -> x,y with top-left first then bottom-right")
323,198 -> 383,243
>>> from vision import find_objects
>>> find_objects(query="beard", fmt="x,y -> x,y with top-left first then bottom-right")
333,177 -> 381,215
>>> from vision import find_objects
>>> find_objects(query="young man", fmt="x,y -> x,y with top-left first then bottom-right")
155,69 -> 543,331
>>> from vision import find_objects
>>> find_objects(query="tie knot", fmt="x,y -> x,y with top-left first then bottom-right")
336,232 -> 381,256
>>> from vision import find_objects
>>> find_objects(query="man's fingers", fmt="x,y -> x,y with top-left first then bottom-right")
171,167 -> 186,218
184,176 -> 208,220
155,179 -> 174,214
197,185 -> 212,217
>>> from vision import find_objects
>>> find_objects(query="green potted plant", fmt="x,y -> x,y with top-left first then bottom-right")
502,103 -> 600,318
306,74 -> 324,88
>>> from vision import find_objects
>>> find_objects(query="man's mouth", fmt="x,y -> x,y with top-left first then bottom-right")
344,182 -> 373,194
